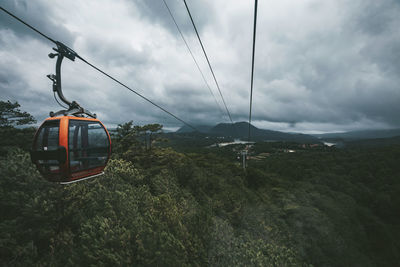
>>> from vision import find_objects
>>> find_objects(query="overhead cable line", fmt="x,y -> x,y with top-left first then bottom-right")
0,7 -> 56,43
248,0 -> 258,141
74,55 -> 197,131
0,6 -> 198,131
161,0 -> 225,118
182,0 -> 235,126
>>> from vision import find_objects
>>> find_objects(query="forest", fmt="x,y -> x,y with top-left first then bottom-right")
1,100 -> 400,266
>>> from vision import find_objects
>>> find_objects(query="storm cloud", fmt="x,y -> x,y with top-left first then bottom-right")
0,0 -> 399,133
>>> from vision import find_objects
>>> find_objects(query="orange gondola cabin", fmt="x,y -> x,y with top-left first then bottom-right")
30,42 -> 112,184
31,116 -> 111,184
31,42 -> 111,184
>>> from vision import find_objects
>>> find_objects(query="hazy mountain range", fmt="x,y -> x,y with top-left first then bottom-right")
177,122 -> 319,143
177,122 -> 400,144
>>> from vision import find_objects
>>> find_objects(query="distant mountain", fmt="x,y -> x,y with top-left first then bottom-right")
176,125 -> 213,133
313,128 -> 400,141
177,122 -> 320,143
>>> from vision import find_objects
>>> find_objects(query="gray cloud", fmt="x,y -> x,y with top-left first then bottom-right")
134,0 -> 215,36
0,0 -> 399,133
0,0 -> 75,45
247,0 -> 400,130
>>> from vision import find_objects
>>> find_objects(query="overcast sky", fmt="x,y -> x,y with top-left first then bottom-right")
1,0 -> 399,133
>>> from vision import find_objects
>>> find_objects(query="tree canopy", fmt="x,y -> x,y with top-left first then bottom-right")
0,100 -> 36,128
1,101 -> 400,266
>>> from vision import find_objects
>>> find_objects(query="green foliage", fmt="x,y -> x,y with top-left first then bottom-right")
208,217 -> 303,266
0,100 -> 36,155
0,100 -> 36,127
112,121 -> 164,155
1,115 -> 400,266
0,126 -> 36,154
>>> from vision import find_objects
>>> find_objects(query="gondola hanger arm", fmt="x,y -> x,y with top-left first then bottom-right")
47,42 -> 96,118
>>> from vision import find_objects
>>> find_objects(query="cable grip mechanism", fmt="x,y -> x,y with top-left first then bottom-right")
47,42 -> 96,118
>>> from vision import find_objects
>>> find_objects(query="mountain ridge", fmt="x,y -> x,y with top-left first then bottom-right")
177,122 -> 320,143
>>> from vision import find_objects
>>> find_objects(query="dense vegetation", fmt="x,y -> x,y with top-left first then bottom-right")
1,101 -> 400,266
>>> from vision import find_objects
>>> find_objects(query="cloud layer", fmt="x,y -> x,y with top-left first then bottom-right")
1,0 -> 399,133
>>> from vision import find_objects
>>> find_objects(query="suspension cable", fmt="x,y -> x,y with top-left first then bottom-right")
248,0 -> 258,141
0,7 -> 56,43
182,0 -> 235,126
162,0 -> 225,118
0,6 -> 198,131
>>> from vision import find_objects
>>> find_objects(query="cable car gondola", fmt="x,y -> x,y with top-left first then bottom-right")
30,42 -> 111,184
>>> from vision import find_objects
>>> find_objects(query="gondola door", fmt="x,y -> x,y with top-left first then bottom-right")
67,119 -> 111,182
